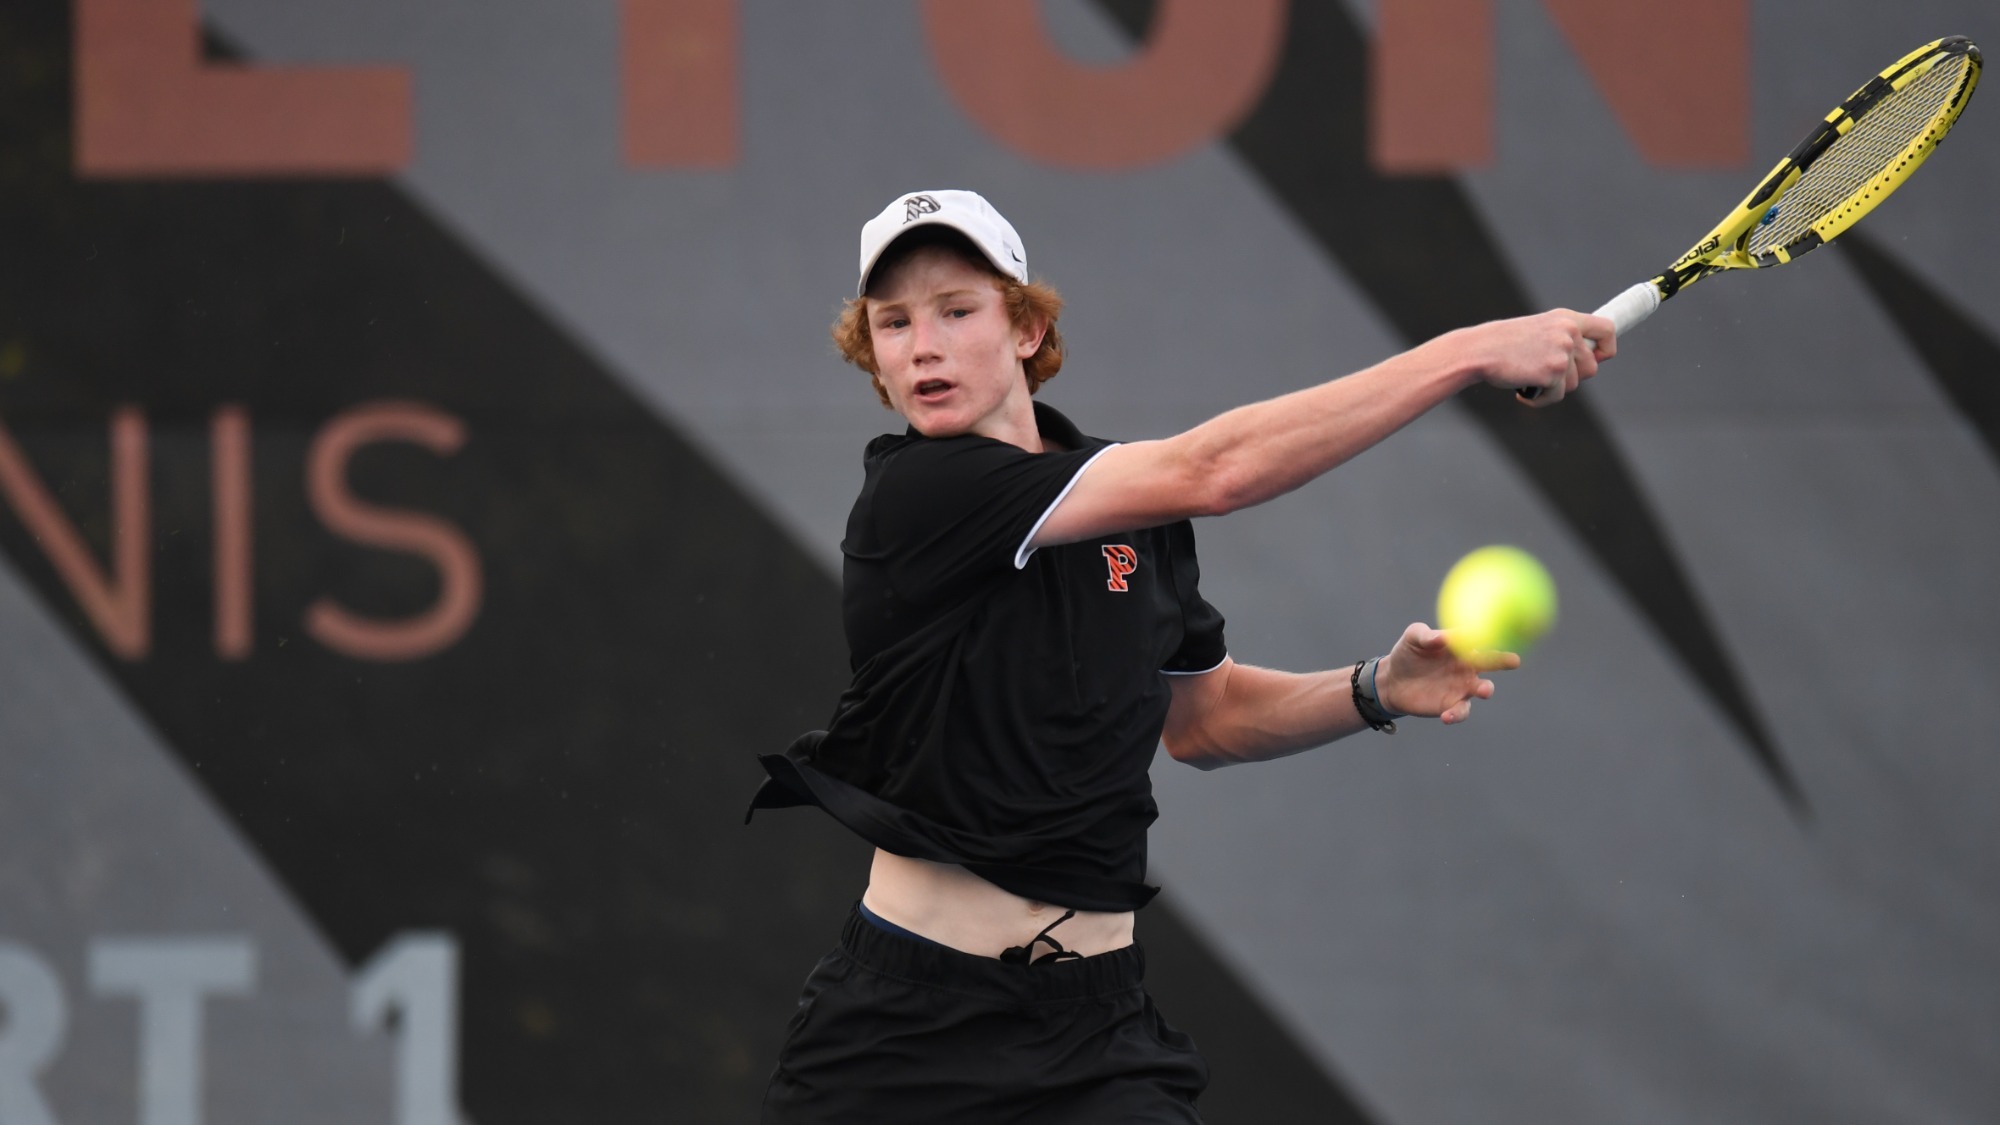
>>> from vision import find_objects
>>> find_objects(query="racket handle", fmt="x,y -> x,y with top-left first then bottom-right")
1593,281 -> 1662,339
1518,281 -> 1661,401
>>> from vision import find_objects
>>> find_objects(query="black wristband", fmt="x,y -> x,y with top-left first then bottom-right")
1350,660 -> 1398,734
1362,656 -> 1406,718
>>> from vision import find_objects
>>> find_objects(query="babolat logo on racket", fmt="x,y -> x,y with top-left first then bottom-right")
1102,545 -> 1139,592
903,194 -> 941,222
1675,234 -> 1722,268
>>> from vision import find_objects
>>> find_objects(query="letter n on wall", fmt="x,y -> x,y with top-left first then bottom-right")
1371,0 -> 1748,172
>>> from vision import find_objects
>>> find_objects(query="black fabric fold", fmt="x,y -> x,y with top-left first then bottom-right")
748,737 -> 1158,913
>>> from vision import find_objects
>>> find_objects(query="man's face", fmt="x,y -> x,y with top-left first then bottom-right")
865,247 -> 1041,440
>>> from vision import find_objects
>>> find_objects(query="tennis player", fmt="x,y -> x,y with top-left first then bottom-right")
748,190 -> 1613,1121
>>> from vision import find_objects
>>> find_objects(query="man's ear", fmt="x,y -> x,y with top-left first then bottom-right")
1014,314 -> 1049,359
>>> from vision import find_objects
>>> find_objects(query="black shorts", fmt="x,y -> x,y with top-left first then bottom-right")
761,904 -> 1209,1123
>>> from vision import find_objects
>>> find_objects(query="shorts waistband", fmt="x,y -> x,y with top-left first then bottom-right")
856,899 -> 948,948
837,903 -> 1147,1004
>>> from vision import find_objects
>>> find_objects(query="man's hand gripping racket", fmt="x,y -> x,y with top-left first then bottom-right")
1522,36 -> 1982,401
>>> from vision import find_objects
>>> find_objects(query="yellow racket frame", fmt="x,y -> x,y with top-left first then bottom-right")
1660,36 -> 1982,297
1521,36 -> 1981,398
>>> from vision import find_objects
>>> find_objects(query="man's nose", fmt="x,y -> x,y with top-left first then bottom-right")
909,315 -> 942,359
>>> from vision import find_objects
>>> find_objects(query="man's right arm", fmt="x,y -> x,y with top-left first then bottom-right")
1031,309 -> 1613,551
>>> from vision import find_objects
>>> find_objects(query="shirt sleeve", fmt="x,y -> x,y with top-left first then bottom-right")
1160,519 -> 1228,674
867,435 -> 1107,602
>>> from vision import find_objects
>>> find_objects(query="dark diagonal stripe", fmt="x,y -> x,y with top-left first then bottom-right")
1096,0 -> 1805,817
1143,896 -> 1382,1125
2,8 -> 860,1119
1840,232 -> 2000,470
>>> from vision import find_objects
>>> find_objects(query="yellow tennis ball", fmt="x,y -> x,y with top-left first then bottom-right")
1437,546 -> 1557,659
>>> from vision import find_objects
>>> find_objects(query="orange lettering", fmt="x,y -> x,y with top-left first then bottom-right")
0,408 -> 150,659
922,0 -> 1286,170
1371,0 -> 1747,172
1542,0 -> 1747,167
305,403 -> 481,662
1372,0 -> 1493,171
622,0 -> 738,167
212,405 -> 252,660
75,0 -> 411,177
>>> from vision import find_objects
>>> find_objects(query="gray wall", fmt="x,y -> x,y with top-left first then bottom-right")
3,2 -> 1994,1121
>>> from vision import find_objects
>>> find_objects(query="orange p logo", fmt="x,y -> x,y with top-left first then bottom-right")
1102,544 -> 1139,592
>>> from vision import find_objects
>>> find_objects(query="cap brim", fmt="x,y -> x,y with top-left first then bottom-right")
857,217 -> 1021,297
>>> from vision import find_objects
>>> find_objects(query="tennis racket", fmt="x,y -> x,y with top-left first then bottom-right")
1524,35 -> 1982,399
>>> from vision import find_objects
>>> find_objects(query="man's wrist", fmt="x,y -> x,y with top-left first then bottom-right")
1416,328 -> 1486,394
1351,657 -> 1403,733
1361,656 -> 1407,718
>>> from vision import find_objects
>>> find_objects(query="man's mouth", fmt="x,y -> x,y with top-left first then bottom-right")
914,378 -> 953,399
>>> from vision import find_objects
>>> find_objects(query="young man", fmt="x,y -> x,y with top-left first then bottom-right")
748,190 -> 1613,1121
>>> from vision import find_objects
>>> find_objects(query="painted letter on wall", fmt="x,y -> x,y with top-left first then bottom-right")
75,0 -> 411,176
1372,0 -> 1747,171
924,0 -> 1287,170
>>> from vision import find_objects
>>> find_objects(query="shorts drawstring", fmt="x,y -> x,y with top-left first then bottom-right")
999,909 -> 1082,966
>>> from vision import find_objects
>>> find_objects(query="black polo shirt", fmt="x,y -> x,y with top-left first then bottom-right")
748,402 -> 1227,911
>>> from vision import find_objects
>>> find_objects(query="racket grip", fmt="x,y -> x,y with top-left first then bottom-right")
1593,281 -> 1662,339
1518,281 -> 1661,401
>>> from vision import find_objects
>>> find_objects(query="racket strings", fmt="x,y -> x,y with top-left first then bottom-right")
1750,55 -> 1971,255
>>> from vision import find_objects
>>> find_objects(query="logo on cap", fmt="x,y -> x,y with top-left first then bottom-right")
903,194 -> 941,223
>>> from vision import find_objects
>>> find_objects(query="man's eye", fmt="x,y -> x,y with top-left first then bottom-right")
883,317 -> 909,330
948,308 -> 970,318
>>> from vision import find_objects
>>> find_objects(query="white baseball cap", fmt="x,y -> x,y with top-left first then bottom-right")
856,190 -> 1028,296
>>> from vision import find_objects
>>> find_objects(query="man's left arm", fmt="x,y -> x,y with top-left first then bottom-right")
1161,624 -> 1518,770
